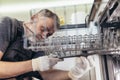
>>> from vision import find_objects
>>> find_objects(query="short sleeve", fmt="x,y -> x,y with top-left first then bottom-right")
0,17 -> 11,53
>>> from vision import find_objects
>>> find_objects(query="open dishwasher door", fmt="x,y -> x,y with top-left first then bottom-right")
92,0 -> 120,80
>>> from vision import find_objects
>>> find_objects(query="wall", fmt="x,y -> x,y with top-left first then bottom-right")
0,11 -> 30,21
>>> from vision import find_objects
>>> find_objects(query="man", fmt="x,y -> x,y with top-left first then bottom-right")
0,9 -> 95,80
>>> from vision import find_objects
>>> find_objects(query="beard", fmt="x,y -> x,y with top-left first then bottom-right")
28,36 -> 36,42
28,34 -> 46,42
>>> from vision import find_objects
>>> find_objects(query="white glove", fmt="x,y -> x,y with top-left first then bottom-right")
32,56 -> 61,71
68,56 -> 95,80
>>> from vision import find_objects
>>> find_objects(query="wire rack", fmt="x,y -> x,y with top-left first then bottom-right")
26,32 -> 120,58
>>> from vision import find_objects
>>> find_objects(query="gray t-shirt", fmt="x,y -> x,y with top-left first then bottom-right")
0,17 -> 43,80
0,17 -> 35,61
0,17 -> 24,53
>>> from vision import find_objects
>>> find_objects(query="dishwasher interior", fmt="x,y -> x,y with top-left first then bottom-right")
96,0 -> 120,80
24,0 -> 120,80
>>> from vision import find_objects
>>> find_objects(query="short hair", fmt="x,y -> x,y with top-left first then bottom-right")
32,9 -> 60,29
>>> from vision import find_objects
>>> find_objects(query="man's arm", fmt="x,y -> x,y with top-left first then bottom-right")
0,51 -> 32,79
0,60 -> 32,78
0,61 -> 32,78
0,51 -> 71,80
40,69 -> 71,80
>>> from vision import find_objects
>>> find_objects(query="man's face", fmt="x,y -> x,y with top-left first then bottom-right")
32,16 -> 55,41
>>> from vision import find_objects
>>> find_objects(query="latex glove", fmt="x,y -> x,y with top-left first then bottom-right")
32,56 -> 61,71
68,56 -> 95,80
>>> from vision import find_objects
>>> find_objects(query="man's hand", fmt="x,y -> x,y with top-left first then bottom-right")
68,56 -> 95,80
32,56 -> 61,71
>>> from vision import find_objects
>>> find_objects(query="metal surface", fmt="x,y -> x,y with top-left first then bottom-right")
27,33 -> 120,58
96,0 -> 120,80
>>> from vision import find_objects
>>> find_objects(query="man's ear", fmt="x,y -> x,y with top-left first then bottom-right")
31,15 -> 38,23
31,14 -> 36,20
